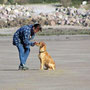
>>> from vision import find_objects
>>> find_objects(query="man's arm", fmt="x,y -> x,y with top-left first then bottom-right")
23,28 -> 35,46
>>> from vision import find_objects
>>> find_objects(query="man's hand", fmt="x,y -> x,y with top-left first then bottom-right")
34,42 -> 38,45
31,42 -> 38,47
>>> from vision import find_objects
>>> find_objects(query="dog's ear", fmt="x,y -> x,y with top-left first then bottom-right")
42,42 -> 46,47
40,42 -> 45,48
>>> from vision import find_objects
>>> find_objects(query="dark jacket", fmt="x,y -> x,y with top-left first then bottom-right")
13,24 -> 35,46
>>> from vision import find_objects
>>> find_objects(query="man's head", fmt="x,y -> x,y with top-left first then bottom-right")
33,24 -> 42,33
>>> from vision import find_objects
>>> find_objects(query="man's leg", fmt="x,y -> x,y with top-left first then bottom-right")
17,44 -> 29,70
17,44 -> 25,66
24,45 -> 30,64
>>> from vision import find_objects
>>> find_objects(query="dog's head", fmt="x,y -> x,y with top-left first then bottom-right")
35,42 -> 46,48
35,42 -> 47,52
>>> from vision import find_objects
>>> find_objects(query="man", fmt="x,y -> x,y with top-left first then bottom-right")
13,24 -> 42,70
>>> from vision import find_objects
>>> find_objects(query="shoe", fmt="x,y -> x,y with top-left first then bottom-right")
18,64 -> 29,70
18,65 -> 23,70
22,64 -> 29,70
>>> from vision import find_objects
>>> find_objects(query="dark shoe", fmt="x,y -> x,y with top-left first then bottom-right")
18,65 -> 23,70
18,64 -> 29,70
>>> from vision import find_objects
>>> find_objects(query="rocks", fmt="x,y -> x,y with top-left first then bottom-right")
0,5 -> 90,28
50,20 -> 56,26
54,6 -> 90,27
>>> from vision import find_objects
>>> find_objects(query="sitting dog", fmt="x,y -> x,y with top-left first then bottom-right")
35,42 -> 56,70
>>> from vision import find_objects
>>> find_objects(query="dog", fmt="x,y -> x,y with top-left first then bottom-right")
35,42 -> 56,70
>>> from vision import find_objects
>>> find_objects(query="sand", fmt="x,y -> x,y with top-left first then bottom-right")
0,35 -> 90,90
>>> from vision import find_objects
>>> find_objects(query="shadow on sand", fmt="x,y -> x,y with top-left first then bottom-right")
0,69 -> 39,71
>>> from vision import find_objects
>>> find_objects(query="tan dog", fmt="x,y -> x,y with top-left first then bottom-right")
35,42 -> 56,70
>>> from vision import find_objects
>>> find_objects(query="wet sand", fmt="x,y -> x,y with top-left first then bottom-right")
0,36 -> 90,90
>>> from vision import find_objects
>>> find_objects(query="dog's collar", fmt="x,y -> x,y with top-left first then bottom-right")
39,50 -> 46,53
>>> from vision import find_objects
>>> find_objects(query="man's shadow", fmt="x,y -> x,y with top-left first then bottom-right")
0,69 -> 18,71
0,69 -> 39,71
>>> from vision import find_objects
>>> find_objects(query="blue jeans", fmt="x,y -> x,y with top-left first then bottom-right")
17,44 -> 30,66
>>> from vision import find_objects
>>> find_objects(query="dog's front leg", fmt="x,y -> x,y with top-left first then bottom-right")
40,61 -> 44,70
40,64 -> 43,70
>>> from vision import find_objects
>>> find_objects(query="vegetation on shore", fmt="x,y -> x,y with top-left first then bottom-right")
0,0 -> 90,7
37,29 -> 90,36
1,29 -> 90,36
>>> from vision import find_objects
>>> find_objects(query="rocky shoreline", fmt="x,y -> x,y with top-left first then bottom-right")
0,4 -> 90,28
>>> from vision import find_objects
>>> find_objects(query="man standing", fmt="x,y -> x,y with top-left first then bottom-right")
13,24 -> 42,70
